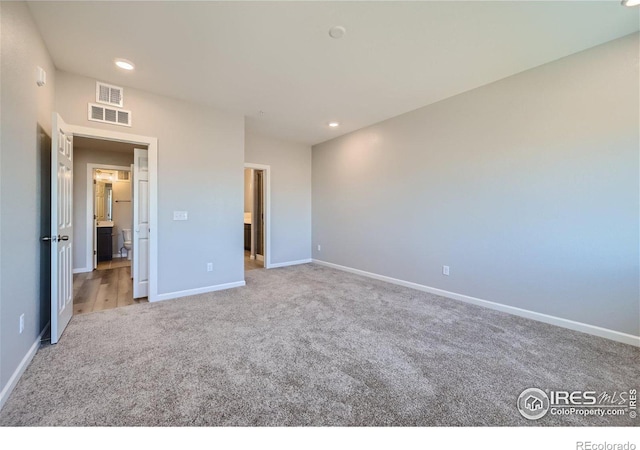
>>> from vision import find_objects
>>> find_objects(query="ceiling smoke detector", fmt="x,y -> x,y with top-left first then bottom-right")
329,26 -> 346,39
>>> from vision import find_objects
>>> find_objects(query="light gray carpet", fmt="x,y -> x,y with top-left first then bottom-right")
0,264 -> 637,426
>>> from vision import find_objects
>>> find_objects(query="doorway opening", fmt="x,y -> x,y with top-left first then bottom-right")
50,113 -> 158,344
244,163 -> 271,271
72,137 -> 149,314
93,166 -> 131,269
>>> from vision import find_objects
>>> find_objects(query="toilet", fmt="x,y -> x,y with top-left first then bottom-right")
121,228 -> 133,260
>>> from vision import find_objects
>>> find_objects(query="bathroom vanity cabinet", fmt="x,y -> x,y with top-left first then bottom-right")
97,226 -> 113,262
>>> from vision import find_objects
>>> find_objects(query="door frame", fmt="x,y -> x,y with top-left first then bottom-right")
69,123 -> 159,301
244,163 -> 271,269
85,163 -> 131,270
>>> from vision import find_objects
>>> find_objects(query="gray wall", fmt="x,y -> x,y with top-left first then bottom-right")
56,71 -> 245,295
0,2 -> 56,395
72,147 -> 134,269
312,33 -> 639,336
245,132 -> 312,264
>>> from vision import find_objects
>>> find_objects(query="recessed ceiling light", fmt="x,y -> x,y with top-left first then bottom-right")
622,0 -> 640,6
329,26 -> 346,39
328,122 -> 339,128
115,59 -> 135,71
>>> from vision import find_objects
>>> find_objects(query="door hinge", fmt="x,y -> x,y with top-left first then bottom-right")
94,250 -> 97,255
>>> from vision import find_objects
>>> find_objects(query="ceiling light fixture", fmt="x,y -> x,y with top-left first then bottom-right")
95,170 -> 114,181
329,26 -> 346,39
328,122 -> 339,128
115,59 -> 135,71
622,0 -> 640,6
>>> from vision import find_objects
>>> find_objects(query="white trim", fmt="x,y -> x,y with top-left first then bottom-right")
153,281 -> 246,302
256,254 -> 264,262
269,259 -> 312,269
245,163 -> 271,269
86,163 -> 130,272
73,267 -> 92,274
312,259 -> 640,347
69,124 -> 159,302
0,323 -> 49,411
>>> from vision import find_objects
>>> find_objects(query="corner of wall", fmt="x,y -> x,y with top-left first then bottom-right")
0,0 -> 56,409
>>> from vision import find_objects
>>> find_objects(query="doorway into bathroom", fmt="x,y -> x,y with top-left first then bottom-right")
244,164 -> 269,271
71,137 -> 148,314
94,167 -> 132,269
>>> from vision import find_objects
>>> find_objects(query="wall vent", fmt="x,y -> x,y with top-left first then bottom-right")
96,81 -> 124,107
117,170 -> 130,181
88,103 -> 132,127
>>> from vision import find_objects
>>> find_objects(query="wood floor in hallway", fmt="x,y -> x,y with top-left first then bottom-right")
73,261 -> 147,314
245,250 -> 264,271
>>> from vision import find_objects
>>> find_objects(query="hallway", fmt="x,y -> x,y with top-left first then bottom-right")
73,258 -> 147,314
244,251 -> 263,272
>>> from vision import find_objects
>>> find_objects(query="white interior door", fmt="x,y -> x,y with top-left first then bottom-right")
133,148 -> 149,298
50,113 -> 73,344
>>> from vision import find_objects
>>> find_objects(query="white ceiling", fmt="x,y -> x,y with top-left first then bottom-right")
28,1 -> 639,145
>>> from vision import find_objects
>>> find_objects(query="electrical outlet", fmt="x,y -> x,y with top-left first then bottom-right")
207,262 -> 213,272
19,314 -> 24,334
442,265 -> 450,276
317,245 -> 321,252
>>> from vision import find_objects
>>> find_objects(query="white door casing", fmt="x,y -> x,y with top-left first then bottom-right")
254,169 -> 264,261
51,113 -> 74,344
244,163 -> 271,269
133,148 -> 149,298
66,123 -> 157,300
86,164 -> 131,272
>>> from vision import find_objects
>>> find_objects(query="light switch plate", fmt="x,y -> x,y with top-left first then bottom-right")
173,211 -> 188,221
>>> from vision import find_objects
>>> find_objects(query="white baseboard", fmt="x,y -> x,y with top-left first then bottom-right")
152,280 -> 246,302
73,267 -> 92,274
312,259 -> 640,347
0,323 -> 49,411
269,259 -> 312,269
256,254 -> 264,262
